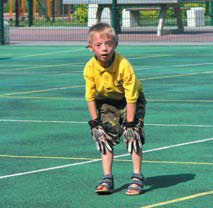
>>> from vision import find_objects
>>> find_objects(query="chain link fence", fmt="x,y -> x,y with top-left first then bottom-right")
1,0 -> 213,44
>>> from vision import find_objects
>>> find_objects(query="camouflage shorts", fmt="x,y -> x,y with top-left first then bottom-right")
96,92 -> 146,146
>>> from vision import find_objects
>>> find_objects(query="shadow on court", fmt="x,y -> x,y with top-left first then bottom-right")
114,173 -> 195,194
144,173 -> 196,193
0,57 -> 11,60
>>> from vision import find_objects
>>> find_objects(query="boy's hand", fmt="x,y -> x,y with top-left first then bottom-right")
88,118 -> 112,154
123,121 -> 142,154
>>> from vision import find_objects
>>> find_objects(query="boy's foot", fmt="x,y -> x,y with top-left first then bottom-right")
96,174 -> 114,194
125,173 -> 144,196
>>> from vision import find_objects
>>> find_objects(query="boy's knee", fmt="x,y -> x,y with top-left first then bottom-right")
101,121 -> 121,145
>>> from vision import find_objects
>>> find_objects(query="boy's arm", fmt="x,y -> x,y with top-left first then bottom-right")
87,101 -> 113,154
87,101 -> 98,120
126,103 -> 136,122
124,102 -> 142,154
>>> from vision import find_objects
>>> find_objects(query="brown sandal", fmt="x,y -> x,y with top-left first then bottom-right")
125,173 -> 145,196
96,174 -> 114,194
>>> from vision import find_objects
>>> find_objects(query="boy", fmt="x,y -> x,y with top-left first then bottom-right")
83,22 -> 146,195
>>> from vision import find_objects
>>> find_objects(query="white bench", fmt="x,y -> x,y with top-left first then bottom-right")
62,0 -> 209,36
122,7 -> 160,28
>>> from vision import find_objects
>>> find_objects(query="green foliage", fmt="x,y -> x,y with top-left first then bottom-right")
73,5 -> 88,23
140,8 -> 176,20
140,9 -> 158,20
139,3 -> 207,26
181,3 -> 206,19
184,3 -> 204,8
3,1 -> 10,13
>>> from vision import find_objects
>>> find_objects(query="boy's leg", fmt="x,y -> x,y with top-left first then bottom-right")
95,101 -> 121,193
123,92 -> 146,195
132,148 -> 142,174
101,148 -> 113,175
126,150 -> 143,195
96,149 -> 114,192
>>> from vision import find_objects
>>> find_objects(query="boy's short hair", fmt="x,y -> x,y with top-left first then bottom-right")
88,22 -> 118,44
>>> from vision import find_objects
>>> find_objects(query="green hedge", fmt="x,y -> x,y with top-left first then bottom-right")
72,4 -> 88,23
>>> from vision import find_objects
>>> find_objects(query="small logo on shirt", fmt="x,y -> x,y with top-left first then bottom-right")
115,80 -> 123,86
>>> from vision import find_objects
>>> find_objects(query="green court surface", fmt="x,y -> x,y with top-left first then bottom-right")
0,45 -> 212,208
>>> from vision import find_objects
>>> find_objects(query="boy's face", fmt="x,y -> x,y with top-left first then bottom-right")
88,32 -> 117,67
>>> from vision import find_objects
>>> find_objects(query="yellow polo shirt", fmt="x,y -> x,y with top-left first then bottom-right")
83,53 -> 143,103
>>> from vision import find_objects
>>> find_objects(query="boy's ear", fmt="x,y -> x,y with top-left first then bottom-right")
115,41 -> 118,48
88,44 -> 93,52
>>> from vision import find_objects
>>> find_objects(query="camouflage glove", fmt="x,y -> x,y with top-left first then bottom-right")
88,118 -> 112,154
123,121 -> 142,154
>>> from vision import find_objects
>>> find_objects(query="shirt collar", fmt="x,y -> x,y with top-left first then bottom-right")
94,52 -> 116,74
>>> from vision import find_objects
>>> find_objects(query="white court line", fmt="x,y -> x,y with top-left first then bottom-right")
0,70 -> 212,96
0,72 -> 82,76
2,62 -> 213,73
143,138 -> 213,153
0,96 -> 212,103
146,123 -> 213,128
0,119 -> 87,124
2,71 -> 211,97
0,138 -> 212,180
136,62 -> 213,71
128,54 -> 173,60
147,99 -> 213,103
0,119 -> 213,128
140,70 -> 213,81
0,62 -> 84,73
13,48 -> 86,59
0,96 -> 85,100
0,85 -> 84,96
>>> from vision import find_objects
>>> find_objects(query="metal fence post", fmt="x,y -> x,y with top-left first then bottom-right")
210,0 -> 213,25
112,0 -> 119,33
15,0 -> 19,27
0,0 -> 4,44
52,0 -> 55,23
27,0 -> 33,27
